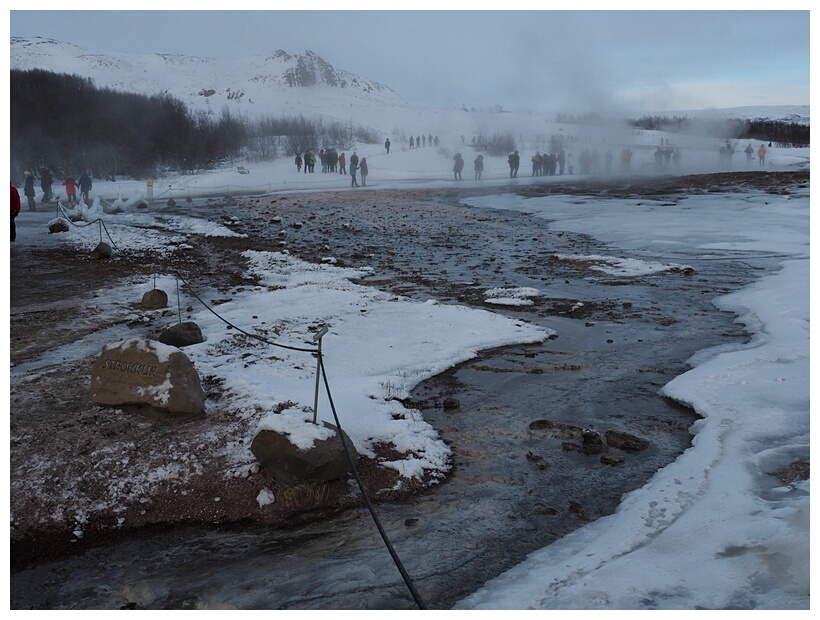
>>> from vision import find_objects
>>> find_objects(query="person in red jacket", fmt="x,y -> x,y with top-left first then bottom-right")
11,181 -> 21,242
62,174 -> 78,205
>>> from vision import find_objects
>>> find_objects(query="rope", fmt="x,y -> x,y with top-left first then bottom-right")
56,203 -> 120,249
173,270 -> 427,608
319,352 -> 427,609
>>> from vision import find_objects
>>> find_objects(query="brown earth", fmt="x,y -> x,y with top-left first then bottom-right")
9,169 -> 809,569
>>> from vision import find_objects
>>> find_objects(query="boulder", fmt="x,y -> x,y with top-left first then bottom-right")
443,397 -> 460,410
48,219 -> 70,234
90,338 -> 205,414
141,289 -> 168,309
91,241 -> 113,259
580,429 -> 606,455
251,421 -> 357,487
159,321 -> 204,347
605,430 -> 650,452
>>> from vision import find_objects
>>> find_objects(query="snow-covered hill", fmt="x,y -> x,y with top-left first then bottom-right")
10,36 -> 407,123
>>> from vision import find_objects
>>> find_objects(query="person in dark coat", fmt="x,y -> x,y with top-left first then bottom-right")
453,153 -> 464,180
295,154 -> 302,172
474,155 -> 484,180
11,181 -> 21,241
349,151 -> 359,187
23,170 -> 36,211
40,168 -> 53,203
304,152 -> 310,174
409,136 -> 414,150
385,138 -> 391,154
508,151 -> 519,178
77,171 -> 92,203
339,152 -> 346,175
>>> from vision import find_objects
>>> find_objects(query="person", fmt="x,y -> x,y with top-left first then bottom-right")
474,154 -> 484,180
349,151 -> 359,187
339,152 -> 346,175
319,149 -> 326,173
428,134 -> 433,147
308,153 -> 315,173
62,173 -> 78,205
672,148 -> 682,169
11,181 -> 21,242
295,154 -> 302,172
758,144 -> 767,166
434,136 -> 440,147
532,152 -> 541,176
744,143 -> 754,163
23,170 -> 36,211
415,136 -> 420,149
508,151 -> 519,178
567,152 -> 575,175
304,152 -> 310,174
359,158 -> 368,186
385,138 -> 390,154
77,171 -> 92,203
409,136 -> 414,150
453,153 -> 464,180
558,150 -> 566,175
40,167 -> 53,204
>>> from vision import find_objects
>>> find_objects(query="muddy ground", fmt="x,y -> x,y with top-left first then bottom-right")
9,169 -> 809,571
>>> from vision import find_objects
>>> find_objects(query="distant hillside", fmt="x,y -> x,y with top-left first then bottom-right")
10,36 -> 406,120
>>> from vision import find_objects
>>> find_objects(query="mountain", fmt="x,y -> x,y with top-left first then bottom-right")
10,36 -> 407,122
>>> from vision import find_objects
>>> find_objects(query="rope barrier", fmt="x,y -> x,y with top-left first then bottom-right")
56,203 -> 120,250
171,270 -> 426,608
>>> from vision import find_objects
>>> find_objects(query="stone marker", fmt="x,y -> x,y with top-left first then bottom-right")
48,219 -> 70,234
251,421 -> 358,486
90,338 -> 205,414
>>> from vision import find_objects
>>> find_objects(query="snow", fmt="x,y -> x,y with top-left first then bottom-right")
7,36 -> 811,608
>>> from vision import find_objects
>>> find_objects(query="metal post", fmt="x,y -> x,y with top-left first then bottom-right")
311,326 -> 329,424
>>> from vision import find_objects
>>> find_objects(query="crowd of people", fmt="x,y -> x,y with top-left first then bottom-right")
408,134 -> 439,149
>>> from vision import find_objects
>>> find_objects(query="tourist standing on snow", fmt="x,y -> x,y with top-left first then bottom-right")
295,154 -> 302,172
758,144 -> 767,166
744,143 -> 754,163
40,167 -> 53,203
453,153 -> 464,180
349,151 -> 359,187
23,170 -> 36,211
409,136 -> 414,150
339,152 -> 346,175
62,173 -> 78,205
11,181 -> 21,242
508,151 -> 519,178
474,154 -> 483,180
77,171 -> 92,203
359,158 -> 368,186
385,138 -> 390,154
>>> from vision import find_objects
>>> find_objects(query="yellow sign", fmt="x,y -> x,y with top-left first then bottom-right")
147,179 -> 153,186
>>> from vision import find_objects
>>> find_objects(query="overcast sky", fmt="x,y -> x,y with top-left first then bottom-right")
8,6 -> 811,113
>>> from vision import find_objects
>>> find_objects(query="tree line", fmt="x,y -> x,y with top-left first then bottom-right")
629,115 -> 809,147
10,69 -> 380,182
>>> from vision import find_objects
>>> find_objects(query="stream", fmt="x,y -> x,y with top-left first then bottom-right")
10,189 -> 767,609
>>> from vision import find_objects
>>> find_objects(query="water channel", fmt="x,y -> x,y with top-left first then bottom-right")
10,188 -> 765,609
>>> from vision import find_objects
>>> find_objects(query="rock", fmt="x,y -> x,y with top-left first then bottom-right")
601,454 -> 625,466
528,419 -> 584,439
581,429 -> 606,455
48,219 -> 70,234
91,241 -> 113,259
141,289 -> 168,309
605,430 -> 650,452
90,339 -> 205,414
443,397 -> 460,410
159,321 -> 204,347
250,421 -> 357,487
526,450 -> 548,469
